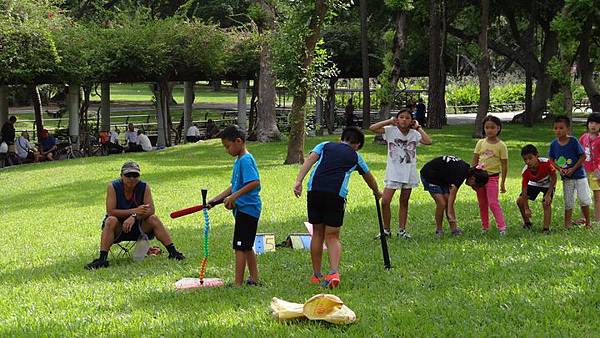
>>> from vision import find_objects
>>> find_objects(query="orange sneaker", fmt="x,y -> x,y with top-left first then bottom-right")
322,272 -> 340,288
310,274 -> 323,284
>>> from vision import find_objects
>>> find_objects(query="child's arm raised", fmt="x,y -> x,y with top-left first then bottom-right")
294,152 -> 320,197
412,120 -> 432,145
369,117 -> 395,134
360,171 -> 382,199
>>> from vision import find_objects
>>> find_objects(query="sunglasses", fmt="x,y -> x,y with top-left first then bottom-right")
124,172 -> 140,178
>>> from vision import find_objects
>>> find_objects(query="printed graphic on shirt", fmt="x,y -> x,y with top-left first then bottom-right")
388,138 -> 417,164
555,156 -> 572,168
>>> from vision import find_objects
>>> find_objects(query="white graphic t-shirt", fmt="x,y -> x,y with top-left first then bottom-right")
383,126 -> 422,185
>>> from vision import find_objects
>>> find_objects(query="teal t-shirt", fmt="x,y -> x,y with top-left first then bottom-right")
231,153 -> 261,218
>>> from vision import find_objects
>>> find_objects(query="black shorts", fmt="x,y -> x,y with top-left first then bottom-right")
102,215 -> 155,242
233,211 -> 259,251
307,190 -> 346,227
524,185 -> 551,201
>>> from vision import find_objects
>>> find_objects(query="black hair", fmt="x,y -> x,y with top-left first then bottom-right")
341,126 -> 365,149
554,115 -> 571,127
9,116 -> 16,122
467,167 -> 489,187
395,108 -> 413,119
220,124 -> 246,142
521,144 -> 538,157
587,112 -> 600,127
482,115 -> 502,136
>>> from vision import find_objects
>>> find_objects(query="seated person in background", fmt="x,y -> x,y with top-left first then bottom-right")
186,123 -> 201,143
85,161 -> 185,270
15,131 -> 40,163
39,129 -> 57,161
110,126 -> 120,145
125,123 -> 142,152
205,119 -> 220,139
101,128 -> 124,154
1,116 -> 17,153
136,130 -> 153,152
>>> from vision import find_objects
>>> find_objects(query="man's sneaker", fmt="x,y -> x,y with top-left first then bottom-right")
168,251 -> 185,260
246,278 -> 262,286
435,229 -> 444,237
499,229 -> 506,236
398,229 -> 412,239
85,258 -> 109,270
321,272 -> 340,288
451,228 -> 463,236
374,229 -> 391,239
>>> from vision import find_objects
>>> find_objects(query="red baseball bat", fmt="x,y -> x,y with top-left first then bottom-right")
170,198 -> 224,219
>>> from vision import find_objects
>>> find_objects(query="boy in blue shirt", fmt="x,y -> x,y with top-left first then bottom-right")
548,116 -> 591,228
208,125 -> 262,286
294,127 -> 381,288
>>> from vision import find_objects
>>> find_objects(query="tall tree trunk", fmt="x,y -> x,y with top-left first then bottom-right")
360,0 -> 370,129
524,69 -> 534,126
255,0 -> 281,142
380,10 -> 408,120
248,79 -> 259,136
31,85 -> 44,141
79,85 -> 93,153
427,0 -> 447,129
324,77 -> 337,134
100,81 -> 111,132
474,0 -> 490,138
68,85 -> 81,151
562,62 -> 573,118
285,0 -> 328,164
183,81 -> 194,142
578,17 -> 600,112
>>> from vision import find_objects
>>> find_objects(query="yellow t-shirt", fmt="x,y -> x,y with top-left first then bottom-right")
474,138 -> 508,174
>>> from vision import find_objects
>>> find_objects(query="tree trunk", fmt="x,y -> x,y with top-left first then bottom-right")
0,85 -> 8,128
183,81 -> 194,142
360,0 -> 370,129
324,77 -> 337,134
532,73 -> 553,119
237,79 -> 248,132
562,61 -> 573,118
255,0 -> 281,142
31,85 -> 44,141
248,79 -> 259,137
524,69 -> 534,126
380,10 -> 408,120
100,81 -> 111,132
427,0 -> 447,129
578,17 -> 600,112
79,85 -> 93,153
285,93 -> 307,164
474,0 -> 490,138
315,96 -> 324,136
285,0 -> 328,164
68,85 -> 81,150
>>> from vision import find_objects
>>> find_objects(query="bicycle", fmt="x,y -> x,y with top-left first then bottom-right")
55,136 -> 84,160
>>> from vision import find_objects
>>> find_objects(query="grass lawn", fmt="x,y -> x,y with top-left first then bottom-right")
89,83 -> 239,104
1,122 -> 599,336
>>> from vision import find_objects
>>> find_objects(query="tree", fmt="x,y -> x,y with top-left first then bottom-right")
250,0 -> 281,142
474,0 -> 490,137
427,0 -> 447,129
359,0 -> 370,129
273,0 -> 345,164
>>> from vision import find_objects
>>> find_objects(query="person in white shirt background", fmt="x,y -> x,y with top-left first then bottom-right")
186,123 -> 201,143
136,130 -> 154,152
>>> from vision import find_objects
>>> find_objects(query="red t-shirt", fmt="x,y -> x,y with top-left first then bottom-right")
521,158 -> 556,190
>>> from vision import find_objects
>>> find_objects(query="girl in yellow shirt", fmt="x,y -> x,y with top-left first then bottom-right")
472,115 -> 508,234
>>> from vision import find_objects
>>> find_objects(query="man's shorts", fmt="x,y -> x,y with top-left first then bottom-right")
524,184 -> 551,201
102,215 -> 155,242
233,211 -> 259,251
307,190 -> 346,227
588,174 -> 600,191
420,175 -> 450,195
384,180 -> 418,190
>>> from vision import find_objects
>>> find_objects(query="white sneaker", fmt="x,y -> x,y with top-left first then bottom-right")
398,229 -> 412,239
374,229 -> 391,239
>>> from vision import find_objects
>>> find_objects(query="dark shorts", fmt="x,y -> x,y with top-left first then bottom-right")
233,211 -> 259,251
102,215 -> 155,242
421,175 -> 450,195
307,190 -> 346,227
524,185 -> 551,201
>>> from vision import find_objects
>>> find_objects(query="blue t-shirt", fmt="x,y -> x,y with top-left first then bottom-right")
41,136 -> 56,152
548,136 -> 586,179
307,142 -> 370,198
231,153 -> 261,218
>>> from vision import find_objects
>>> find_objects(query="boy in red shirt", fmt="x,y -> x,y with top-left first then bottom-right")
517,144 -> 557,232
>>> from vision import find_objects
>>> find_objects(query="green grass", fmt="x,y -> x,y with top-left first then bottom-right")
2,123 -> 599,336
90,83 -> 240,104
